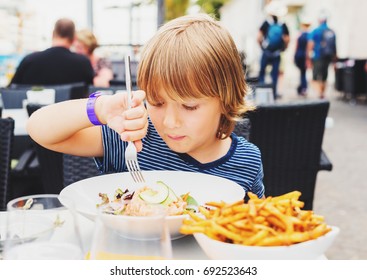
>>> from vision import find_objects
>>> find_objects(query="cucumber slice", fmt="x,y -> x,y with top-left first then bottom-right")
157,181 -> 178,206
139,183 -> 169,204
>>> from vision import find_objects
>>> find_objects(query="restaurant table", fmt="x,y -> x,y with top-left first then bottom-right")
2,108 -> 28,136
0,211 -> 208,260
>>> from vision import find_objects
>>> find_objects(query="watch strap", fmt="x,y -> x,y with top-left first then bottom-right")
87,92 -> 104,125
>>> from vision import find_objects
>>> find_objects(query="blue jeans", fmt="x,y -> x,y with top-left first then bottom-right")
259,50 -> 281,98
295,56 -> 307,93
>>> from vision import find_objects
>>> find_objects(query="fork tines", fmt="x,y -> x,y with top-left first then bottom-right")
126,160 -> 145,183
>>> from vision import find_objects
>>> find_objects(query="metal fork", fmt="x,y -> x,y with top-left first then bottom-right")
124,55 -> 145,183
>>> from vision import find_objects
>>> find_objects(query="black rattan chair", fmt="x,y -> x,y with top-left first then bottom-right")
0,118 -> 14,210
236,100 -> 332,210
0,88 -> 27,108
63,154 -> 101,187
24,95 -> 98,193
25,103 -> 63,194
87,85 -> 126,95
8,82 -> 88,103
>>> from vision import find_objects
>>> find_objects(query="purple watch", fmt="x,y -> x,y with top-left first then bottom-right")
87,92 -> 104,125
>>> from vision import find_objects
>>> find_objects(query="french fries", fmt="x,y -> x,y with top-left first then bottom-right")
180,191 -> 331,246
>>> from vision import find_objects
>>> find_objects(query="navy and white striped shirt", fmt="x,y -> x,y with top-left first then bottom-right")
97,120 -> 264,198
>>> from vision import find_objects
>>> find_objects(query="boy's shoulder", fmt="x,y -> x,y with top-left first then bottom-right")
234,134 -> 261,157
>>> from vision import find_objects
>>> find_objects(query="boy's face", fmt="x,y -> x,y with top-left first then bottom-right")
147,89 -> 226,162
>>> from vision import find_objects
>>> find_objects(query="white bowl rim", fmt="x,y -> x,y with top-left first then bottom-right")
194,225 -> 340,250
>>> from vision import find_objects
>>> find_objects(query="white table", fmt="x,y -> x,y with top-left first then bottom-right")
0,211 -> 208,260
2,108 -> 28,136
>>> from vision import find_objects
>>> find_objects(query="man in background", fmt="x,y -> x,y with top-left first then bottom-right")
257,1 -> 289,100
307,11 -> 337,99
10,18 -> 94,86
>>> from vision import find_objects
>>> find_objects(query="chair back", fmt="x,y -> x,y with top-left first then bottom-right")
0,88 -> 27,108
25,103 -> 63,194
63,154 -> 101,187
7,82 -> 88,103
243,100 -> 330,210
35,145 -> 64,194
87,85 -> 126,95
0,118 -> 14,210
26,103 -> 43,116
53,82 -> 88,102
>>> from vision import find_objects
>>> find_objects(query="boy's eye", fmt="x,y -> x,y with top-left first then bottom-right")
151,101 -> 164,107
183,104 -> 199,111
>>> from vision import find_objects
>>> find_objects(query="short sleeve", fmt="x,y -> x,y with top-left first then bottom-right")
95,125 -> 128,173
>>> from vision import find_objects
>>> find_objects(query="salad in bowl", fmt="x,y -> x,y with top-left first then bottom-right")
59,171 -> 246,240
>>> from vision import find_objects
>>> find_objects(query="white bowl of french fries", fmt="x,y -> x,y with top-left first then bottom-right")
180,191 -> 340,260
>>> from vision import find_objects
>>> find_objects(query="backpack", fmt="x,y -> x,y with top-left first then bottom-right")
320,28 -> 336,58
262,23 -> 284,52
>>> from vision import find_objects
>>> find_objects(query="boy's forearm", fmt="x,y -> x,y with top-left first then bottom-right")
26,99 -> 92,147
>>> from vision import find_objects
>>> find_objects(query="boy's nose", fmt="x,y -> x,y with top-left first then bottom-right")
163,107 -> 181,128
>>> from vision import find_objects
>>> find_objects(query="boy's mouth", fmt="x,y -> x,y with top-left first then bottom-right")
167,134 -> 186,141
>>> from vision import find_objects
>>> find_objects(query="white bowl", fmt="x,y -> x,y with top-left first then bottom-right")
99,213 -> 170,240
59,171 -> 246,240
194,226 -> 340,260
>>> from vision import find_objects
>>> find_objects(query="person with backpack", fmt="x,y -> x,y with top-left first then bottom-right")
294,17 -> 311,96
307,11 -> 337,99
257,1 -> 289,100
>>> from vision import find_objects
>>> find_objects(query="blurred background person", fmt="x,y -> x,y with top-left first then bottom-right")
73,29 -> 114,87
294,17 -> 311,96
307,11 -> 337,99
257,1 -> 289,100
9,18 -> 94,86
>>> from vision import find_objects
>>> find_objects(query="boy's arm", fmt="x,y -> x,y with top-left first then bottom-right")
26,90 -> 147,157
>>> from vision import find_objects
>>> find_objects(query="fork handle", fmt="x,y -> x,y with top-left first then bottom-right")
125,55 -> 132,109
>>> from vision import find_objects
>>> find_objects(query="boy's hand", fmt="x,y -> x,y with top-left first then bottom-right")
101,90 -> 148,152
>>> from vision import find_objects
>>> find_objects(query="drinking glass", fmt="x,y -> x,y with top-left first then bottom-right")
3,194 -> 84,260
89,207 -> 172,260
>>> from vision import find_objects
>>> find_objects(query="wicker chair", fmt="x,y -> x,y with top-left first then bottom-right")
0,118 -> 14,210
24,103 -> 63,194
63,154 -> 101,187
0,88 -> 27,108
7,82 -> 88,102
25,103 -> 101,193
236,100 -> 332,210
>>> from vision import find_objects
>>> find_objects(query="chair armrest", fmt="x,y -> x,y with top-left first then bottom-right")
319,150 -> 333,171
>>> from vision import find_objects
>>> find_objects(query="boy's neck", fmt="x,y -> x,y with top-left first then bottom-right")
188,137 -> 232,164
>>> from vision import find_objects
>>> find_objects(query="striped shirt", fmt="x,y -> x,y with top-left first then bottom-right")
96,120 -> 264,198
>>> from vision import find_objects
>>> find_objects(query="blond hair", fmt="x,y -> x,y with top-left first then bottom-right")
138,14 -> 252,139
76,29 -> 98,55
